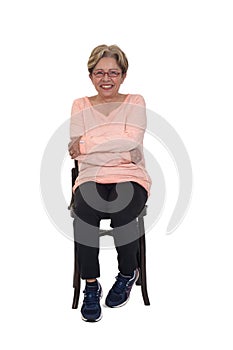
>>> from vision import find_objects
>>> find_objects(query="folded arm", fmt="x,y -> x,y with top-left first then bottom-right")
69,96 -> 146,164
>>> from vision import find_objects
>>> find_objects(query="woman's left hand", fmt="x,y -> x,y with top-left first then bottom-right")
130,148 -> 142,164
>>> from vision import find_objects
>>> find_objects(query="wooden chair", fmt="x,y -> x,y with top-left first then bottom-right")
68,160 -> 150,308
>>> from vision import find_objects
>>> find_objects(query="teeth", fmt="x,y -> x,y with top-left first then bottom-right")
101,85 -> 112,88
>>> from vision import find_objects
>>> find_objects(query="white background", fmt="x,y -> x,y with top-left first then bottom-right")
1,0 -> 233,349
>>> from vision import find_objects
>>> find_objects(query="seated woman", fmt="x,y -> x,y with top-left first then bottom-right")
69,44 -> 151,322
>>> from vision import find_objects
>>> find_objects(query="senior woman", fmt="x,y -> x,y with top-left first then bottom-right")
69,44 -> 151,322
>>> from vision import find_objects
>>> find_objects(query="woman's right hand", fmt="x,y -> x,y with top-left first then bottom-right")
68,137 -> 81,159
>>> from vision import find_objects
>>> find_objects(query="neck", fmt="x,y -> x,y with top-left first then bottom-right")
96,94 -> 121,104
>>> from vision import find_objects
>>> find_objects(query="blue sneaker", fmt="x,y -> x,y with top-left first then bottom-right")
81,281 -> 102,322
105,269 -> 139,308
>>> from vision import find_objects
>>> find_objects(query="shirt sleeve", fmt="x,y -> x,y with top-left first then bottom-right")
70,99 -> 85,138
69,98 -> 87,153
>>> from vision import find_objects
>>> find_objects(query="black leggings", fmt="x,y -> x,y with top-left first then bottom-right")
73,181 -> 148,279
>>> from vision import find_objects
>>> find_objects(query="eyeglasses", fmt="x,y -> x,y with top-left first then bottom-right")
92,69 -> 121,78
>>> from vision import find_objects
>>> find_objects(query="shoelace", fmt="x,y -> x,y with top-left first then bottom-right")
112,274 -> 131,294
83,286 -> 101,306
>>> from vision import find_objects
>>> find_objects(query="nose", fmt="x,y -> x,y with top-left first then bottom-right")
102,72 -> 110,81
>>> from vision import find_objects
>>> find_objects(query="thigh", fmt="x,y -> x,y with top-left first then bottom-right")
73,181 -> 110,225
108,181 -> 148,227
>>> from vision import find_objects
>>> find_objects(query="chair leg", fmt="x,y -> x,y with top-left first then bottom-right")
136,246 -> 142,286
138,217 -> 150,306
72,242 -> 81,309
71,219 -> 150,307
72,287 -> 80,309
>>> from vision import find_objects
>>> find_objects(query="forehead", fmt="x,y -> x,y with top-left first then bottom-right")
94,57 -> 120,70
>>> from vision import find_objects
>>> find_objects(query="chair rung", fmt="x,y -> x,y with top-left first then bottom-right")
99,229 -> 114,237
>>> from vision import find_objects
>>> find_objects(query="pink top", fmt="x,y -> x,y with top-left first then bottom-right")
70,94 -> 152,194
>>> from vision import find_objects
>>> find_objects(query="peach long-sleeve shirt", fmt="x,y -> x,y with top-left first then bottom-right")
70,94 -> 152,194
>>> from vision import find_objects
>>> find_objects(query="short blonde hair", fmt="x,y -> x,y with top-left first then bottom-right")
87,44 -> 129,75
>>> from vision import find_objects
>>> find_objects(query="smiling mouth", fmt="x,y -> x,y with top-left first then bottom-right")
100,84 -> 114,90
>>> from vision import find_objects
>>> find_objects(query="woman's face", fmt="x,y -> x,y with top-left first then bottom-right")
90,57 -> 126,99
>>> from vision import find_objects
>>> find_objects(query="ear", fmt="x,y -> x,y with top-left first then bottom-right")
121,73 -> 127,84
89,73 -> 94,83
